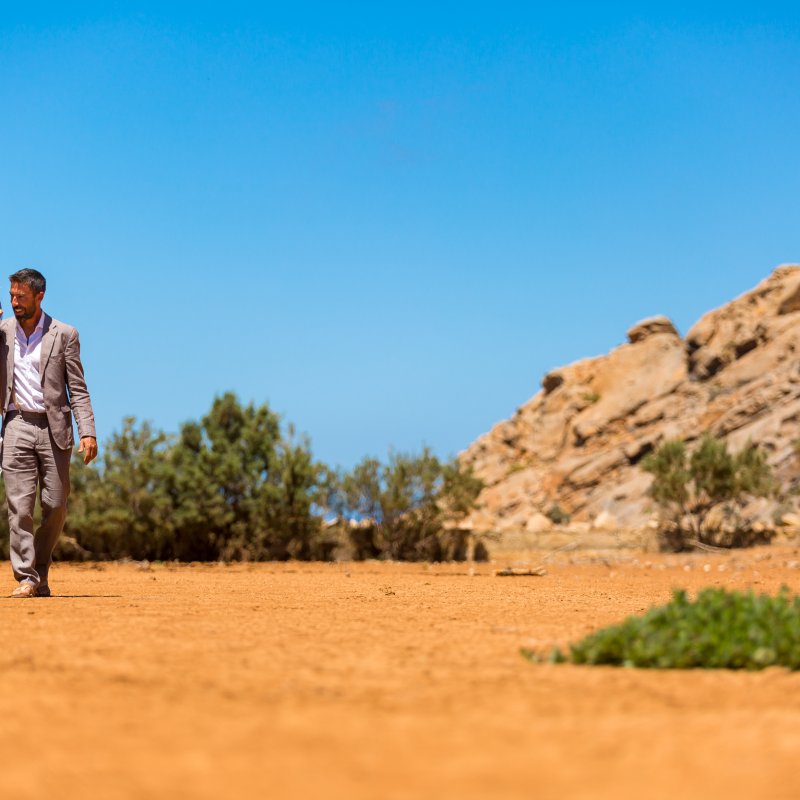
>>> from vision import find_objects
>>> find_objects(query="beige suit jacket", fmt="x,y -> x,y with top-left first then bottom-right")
0,314 -> 96,450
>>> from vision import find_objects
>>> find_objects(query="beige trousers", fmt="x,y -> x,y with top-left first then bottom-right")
2,412 -> 71,587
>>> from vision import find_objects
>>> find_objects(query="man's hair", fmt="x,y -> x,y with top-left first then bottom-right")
9,268 -> 46,295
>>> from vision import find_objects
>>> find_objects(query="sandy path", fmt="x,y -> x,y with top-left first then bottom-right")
0,546 -> 799,799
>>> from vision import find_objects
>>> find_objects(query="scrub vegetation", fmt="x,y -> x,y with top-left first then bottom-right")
525,587 -> 800,671
0,393 -> 483,563
641,434 -> 775,551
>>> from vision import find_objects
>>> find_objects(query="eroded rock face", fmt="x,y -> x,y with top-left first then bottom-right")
686,266 -> 800,379
461,265 -> 800,535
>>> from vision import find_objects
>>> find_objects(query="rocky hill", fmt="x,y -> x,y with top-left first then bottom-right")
461,265 -> 800,536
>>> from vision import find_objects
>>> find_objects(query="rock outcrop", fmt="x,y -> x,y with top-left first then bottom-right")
461,266 -> 800,534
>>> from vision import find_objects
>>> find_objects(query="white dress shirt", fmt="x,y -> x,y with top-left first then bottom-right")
9,312 -> 46,413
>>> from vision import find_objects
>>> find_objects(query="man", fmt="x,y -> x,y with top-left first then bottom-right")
0,269 -> 97,598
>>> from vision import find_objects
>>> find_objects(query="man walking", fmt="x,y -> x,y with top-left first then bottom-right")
1,269 -> 97,597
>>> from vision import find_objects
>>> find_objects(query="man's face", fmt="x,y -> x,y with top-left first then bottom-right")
9,282 -> 43,322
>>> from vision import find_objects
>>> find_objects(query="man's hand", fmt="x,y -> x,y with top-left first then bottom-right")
78,436 -> 98,465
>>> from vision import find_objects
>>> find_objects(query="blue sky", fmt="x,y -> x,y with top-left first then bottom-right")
1,3 -> 798,466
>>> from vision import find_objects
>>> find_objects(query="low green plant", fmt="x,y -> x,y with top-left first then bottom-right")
523,587 -> 800,670
546,503 -> 571,525
580,390 -> 601,405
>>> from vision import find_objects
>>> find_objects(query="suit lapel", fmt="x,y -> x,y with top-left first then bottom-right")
4,319 -> 14,402
39,314 -> 57,380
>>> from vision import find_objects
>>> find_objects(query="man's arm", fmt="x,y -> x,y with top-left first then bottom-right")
64,327 -> 98,464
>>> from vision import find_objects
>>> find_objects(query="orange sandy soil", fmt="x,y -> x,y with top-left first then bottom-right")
2,546 -> 800,800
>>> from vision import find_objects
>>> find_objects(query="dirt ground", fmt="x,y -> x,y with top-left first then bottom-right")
2,545 -> 800,800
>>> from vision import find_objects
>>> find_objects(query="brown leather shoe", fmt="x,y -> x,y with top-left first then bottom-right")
11,583 -> 35,598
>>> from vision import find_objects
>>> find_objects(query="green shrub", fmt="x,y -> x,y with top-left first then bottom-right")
59,395 -> 333,562
524,587 -> 800,670
641,434 -> 775,550
546,503 -> 570,525
328,449 -> 484,561
580,390 -> 601,405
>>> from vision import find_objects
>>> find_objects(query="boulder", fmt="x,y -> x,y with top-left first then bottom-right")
593,510 -> 618,531
781,512 -> 800,529
571,333 -> 687,444
627,316 -> 680,344
525,513 -> 553,533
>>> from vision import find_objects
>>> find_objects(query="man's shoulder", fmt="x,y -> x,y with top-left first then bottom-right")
44,316 -> 78,338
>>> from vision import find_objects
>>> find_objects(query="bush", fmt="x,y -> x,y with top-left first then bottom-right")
641,434 -> 775,550
546,503 -> 570,526
525,587 -> 800,670
59,394 -> 333,562
329,449 -> 484,561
